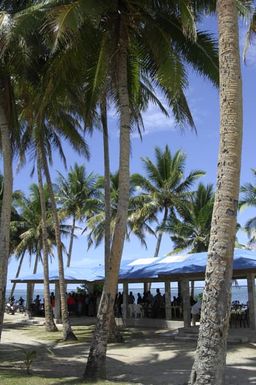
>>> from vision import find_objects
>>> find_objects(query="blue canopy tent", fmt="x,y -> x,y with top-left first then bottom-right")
11,249 -> 256,328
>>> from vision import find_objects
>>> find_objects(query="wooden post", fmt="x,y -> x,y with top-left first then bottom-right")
26,282 -> 33,310
247,273 -> 256,329
165,281 -> 172,320
181,279 -> 190,327
123,282 -> 128,319
54,282 -> 61,323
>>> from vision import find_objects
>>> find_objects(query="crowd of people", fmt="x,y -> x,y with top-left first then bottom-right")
8,289 -> 204,323
114,289 -> 188,319
26,291 -> 103,317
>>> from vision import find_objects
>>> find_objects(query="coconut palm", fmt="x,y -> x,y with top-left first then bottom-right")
18,87 -> 87,340
57,164 -> 99,267
132,146 -> 205,257
0,14 -> 20,341
10,183 -> 69,295
189,1 -> 243,383
36,153 -> 58,331
165,183 -> 214,253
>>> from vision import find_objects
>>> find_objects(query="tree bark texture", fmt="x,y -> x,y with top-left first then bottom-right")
84,17 -> 130,380
189,1 -> 242,384
101,98 -> 123,344
37,147 -> 57,332
0,103 -> 13,341
41,145 -> 76,340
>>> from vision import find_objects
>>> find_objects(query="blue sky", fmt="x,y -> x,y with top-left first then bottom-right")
5,15 -> 256,288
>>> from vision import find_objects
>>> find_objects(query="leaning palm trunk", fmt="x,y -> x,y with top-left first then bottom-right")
37,149 -> 57,332
66,215 -> 75,267
40,144 -> 76,340
84,21 -> 130,380
0,103 -> 13,341
10,251 -> 25,298
101,98 -> 123,344
153,207 -> 168,258
189,1 -> 242,384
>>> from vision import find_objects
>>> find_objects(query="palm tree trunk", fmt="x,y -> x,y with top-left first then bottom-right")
84,18 -> 130,380
148,206 -> 169,291
101,97 -> 111,270
66,215 -> 76,268
0,102 -> 13,341
37,149 -> 57,332
10,251 -> 25,298
33,253 -> 39,274
101,97 -> 123,344
189,1 -> 242,384
153,207 -> 168,258
40,143 -> 76,340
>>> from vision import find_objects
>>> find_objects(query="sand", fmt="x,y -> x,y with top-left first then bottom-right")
1,313 -> 256,385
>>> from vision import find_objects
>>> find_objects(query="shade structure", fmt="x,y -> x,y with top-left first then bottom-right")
12,265 -> 105,284
119,248 -> 256,281
11,248 -> 256,284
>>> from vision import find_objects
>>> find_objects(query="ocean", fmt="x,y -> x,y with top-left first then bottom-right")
6,284 -> 249,305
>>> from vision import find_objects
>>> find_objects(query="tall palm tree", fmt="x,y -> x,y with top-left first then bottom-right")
165,183 -> 214,253
82,2 -> 218,376
57,164 -> 99,267
189,1 -> 243,383
240,169 -> 256,244
0,0 -> 50,339
0,90 -> 13,340
19,98 -> 87,340
36,149 -> 57,331
132,146 -> 205,257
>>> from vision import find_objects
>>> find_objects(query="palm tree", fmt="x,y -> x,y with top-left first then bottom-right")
36,150 -> 57,331
10,184 -> 52,296
0,6 -> 21,339
14,52 -> 88,340
165,183 -> 214,253
240,169 -> 256,244
10,183 -> 69,302
132,146 -> 205,257
189,1 -> 243,383
19,98 -> 86,339
57,164 -> 99,267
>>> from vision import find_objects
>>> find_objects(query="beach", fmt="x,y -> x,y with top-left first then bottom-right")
1,313 -> 256,385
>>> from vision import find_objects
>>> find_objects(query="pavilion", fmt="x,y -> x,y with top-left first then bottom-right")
11,248 -> 256,329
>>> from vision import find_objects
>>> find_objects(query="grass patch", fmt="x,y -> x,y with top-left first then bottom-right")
22,325 -> 95,344
0,372 -> 134,385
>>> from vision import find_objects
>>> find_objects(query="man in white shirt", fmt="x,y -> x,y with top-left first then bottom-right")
191,300 -> 201,326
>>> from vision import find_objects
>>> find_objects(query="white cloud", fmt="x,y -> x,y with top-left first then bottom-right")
132,99 -> 177,139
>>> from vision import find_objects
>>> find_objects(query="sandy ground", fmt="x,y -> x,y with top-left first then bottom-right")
1,313 -> 256,385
